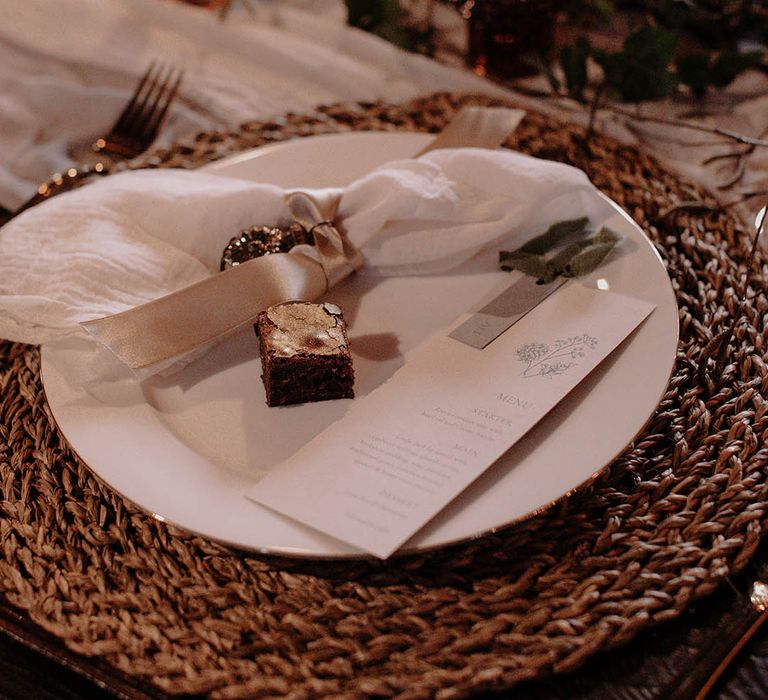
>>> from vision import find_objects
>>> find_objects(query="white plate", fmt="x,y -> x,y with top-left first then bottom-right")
40,132 -> 679,558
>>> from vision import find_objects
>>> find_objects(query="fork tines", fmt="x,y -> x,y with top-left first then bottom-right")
94,62 -> 184,159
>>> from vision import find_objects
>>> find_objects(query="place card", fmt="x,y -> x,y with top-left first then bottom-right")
247,283 -> 656,558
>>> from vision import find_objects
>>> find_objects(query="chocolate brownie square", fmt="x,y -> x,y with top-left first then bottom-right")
256,301 -> 354,407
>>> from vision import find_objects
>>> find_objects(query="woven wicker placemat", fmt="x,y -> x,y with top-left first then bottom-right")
1,93 -> 767,699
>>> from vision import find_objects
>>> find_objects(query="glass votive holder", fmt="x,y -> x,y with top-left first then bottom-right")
460,0 -> 557,79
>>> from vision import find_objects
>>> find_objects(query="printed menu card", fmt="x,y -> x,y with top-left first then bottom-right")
248,283 -> 656,558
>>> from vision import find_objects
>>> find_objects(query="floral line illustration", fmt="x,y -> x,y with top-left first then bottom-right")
516,334 -> 598,379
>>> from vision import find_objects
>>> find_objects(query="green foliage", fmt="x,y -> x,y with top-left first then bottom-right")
557,21 -> 764,102
560,0 -> 615,24
592,27 -> 679,102
623,0 -> 767,47
499,220 -> 622,282
561,227 -> 622,278
677,50 -> 764,97
344,0 -> 434,55
518,217 -> 591,255
498,250 -> 557,282
675,52 -> 710,98
345,0 -> 394,32
344,1 -> 765,102
560,37 -> 591,100
708,50 -> 765,88
531,52 -> 561,96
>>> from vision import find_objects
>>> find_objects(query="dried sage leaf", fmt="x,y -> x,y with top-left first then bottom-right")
498,251 -> 556,282
562,241 -> 618,277
549,239 -> 594,274
500,221 -> 623,280
594,226 -> 622,244
518,217 -> 591,255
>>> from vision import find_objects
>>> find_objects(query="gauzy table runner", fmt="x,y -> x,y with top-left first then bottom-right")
0,0 -> 511,210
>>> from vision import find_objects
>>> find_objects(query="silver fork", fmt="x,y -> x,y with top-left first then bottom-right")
4,62 -> 183,222
92,61 -> 184,159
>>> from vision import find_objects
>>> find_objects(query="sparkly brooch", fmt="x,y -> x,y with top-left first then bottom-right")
220,223 -> 314,271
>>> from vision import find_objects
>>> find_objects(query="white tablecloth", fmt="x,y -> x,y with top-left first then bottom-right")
0,0 -> 511,210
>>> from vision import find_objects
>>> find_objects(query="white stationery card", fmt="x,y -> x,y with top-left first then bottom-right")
248,283 -> 656,558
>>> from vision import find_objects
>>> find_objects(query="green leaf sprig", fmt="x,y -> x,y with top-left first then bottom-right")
677,50 -> 765,99
499,218 -> 622,283
559,25 -> 766,103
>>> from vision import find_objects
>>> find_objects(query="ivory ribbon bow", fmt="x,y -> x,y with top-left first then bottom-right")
81,106 -> 524,374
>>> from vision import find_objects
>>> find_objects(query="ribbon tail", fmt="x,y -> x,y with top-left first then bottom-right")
81,252 -> 330,373
415,106 -> 526,155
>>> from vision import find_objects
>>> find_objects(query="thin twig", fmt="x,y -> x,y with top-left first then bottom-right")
623,119 -> 727,148
704,126 -> 768,190
608,105 -> 768,147
702,146 -> 755,167
717,159 -> 748,190
508,82 -> 768,149
658,190 -> 768,221
585,81 -> 607,145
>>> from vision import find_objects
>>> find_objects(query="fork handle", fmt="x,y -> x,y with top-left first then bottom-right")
3,163 -> 111,225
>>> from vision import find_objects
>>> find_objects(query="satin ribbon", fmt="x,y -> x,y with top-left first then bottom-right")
82,188 -> 357,372
286,189 -> 363,287
81,106 -> 525,374
413,105 -> 524,156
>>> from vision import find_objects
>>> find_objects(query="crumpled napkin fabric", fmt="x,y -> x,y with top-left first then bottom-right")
0,147 -> 615,348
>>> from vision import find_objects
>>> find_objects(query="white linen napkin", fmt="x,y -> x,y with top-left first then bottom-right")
0,147 -> 615,356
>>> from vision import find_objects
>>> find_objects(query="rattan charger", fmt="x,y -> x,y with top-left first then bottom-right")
1,93 -> 767,698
